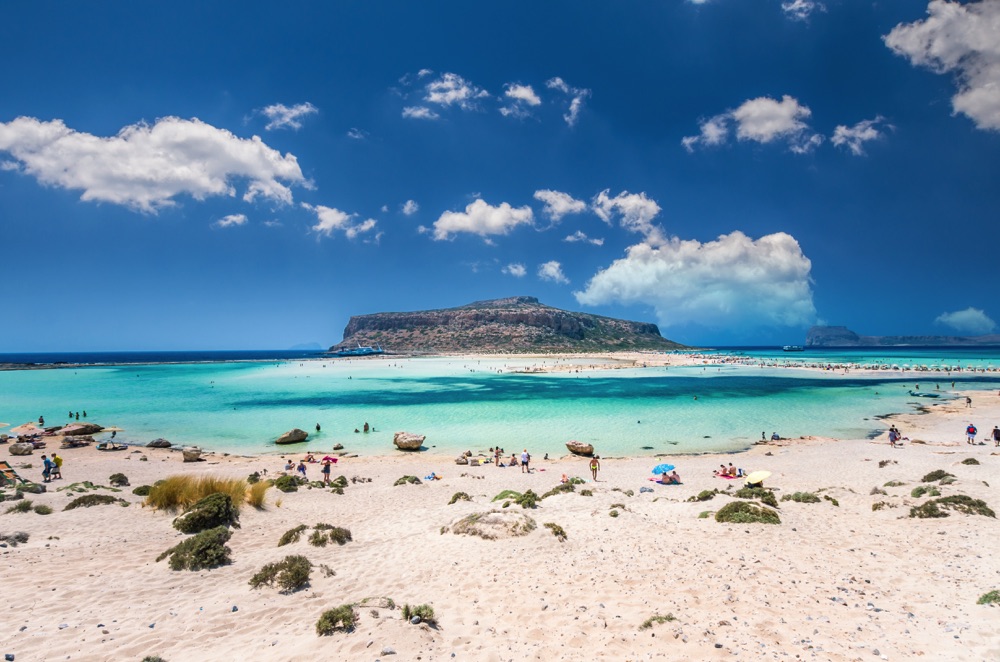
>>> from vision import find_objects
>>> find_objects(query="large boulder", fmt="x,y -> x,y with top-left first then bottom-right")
393,432 -> 425,451
275,428 -> 309,445
182,446 -> 203,462
147,438 -> 172,448
455,455 -> 469,465
9,442 -> 34,456
565,440 -> 595,456
60,423 -> 104,436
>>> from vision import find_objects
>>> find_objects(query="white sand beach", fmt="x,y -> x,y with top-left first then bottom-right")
2,391 -> 1000,661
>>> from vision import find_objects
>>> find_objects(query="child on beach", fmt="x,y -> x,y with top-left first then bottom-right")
297,461 -> 307,478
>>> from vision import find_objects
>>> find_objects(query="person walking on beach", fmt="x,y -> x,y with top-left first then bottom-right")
521,449 -> 530,473
993,426 -> 1000,447
321,460 -> 331,486
41,454 -> 55,483
589,455 -> 600,481
52,452 -> 63,479
966,423 -> 977,444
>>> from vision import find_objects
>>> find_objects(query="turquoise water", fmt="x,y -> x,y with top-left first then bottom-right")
3,353 -> 999,457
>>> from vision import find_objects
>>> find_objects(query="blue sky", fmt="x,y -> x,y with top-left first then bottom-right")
1,0 -> 998,350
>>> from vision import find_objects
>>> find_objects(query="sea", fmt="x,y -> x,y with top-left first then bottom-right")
2,348 -> 999,458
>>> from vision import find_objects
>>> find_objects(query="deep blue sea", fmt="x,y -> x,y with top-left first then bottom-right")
2,349 -> 998,457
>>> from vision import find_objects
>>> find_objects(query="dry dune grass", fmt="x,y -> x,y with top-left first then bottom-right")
145,474 -> 264,511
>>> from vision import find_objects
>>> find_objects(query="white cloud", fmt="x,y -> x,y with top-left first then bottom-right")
564,230 -> 604,246
575,231 -> 816,329
302,203 -> 377,240
425,72 -> 489,110
500,83 -> 542,118
782,0 -> 824,21
0,116 -> 305,212
592,189 -> 664,243
402,199 -> 419,215
347,128 -> 368,140
0,160 -> 19,171
260,102 -> 318,131
545,77 -> 591,127
831,116 -> 888,155
683,95 -> 823,153
213,213 -> 247,229
263,219 -> 283,228
432,199 -> 534,241
935,307 -> 997,334
402,106 -> 440,120
533,189 -> 587,222
538,260 -> 570,284
885,0 -> 1000,131
502,263 -> 527,277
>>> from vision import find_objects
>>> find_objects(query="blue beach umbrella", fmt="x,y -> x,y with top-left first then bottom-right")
652,464 -> 675,474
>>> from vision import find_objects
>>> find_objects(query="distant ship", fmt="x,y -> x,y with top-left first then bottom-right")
782,345 -> 805,352
333,343 -> 386,357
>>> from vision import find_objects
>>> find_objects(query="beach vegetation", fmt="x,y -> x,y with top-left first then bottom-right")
781,492 -> 821,504
247,471 -> 261,484
871,501 -> 895,511
319,563 -> 336,578
246,481 -> 270,509
580,489 -> 593,496
145,475 -> 250,511
870,487 -> 887,495
639,613 -> 676,630
132,485 -> 152,496
65,494 -> 126,510
883,481 -> 906,487
823,495 -> 840,507
316,605 -> 357,635
0,531 -> 29,546
568,477 -> 586,485
698,511 -> 713,518
249,554 -> 312,593
689,489 -> 721,502
910,495 -> 995,519
108,473 -> 129,487
611,488 -> 634,497
734,487 -> 779,509
446,510 -> 537,539
278,524 -> 308,547
978,590 -> 1000,605
141,657 -> 166,662
921,470 -> 954,483
715,501 -> 780,524
544,522 -> 567,542
402,603 -> 436,625
5,500 -> 33,514
492,489 -> 521,502
394,475 -> 422,486
961,458 -> 980,465
541,483 -> 575,499
309,524 -> 352,547
609,509 -> 619,518
515,490 -> 539,509
940,476 -> 957,485
156,526 -> 232,571
173,493 -> 240,534
33,504 -> 53,515
273,475 -> 299,493
332,475 -> 348,488
878,460 -> 896,468
448,491 -> 471,504
910,486 -> 941,498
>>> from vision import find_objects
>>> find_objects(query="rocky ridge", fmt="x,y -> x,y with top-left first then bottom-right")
806,325 -> 1000,347
330,296 -> 684,354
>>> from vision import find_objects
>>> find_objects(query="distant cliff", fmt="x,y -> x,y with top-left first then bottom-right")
330,296 -> 686,354
806,325 -> 1000,347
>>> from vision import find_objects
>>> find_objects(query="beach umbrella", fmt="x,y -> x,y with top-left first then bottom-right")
651,463 -> 675,474
744,470 -> 771,486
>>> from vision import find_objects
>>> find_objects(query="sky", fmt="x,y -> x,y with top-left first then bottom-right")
1,0 -> 999,351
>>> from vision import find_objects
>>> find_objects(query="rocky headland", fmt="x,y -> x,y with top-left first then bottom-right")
806,325 -> 1000,347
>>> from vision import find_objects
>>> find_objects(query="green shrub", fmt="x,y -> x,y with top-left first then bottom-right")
402,603 -> 436,625
911,486 -> 941,499
331,475 -> 348,489
0,531 -> 29,546
961,458 -> 980,466
173,493 -> 240,534
394,475 -> 422,486
921,470 -> 954,483
734,487 -> 779,509
715,501 -> 780,524
870,487 -> 887,495
688,489 -> 720,502
108,473 -> 129,487
910,495 -> 995,519
156,526 -> 232,570
448,492 -> 471,505
515,490 -> 539,509
567,476 -> 586,485
978,590 -> 1000,605
823,495 -> 839,507
541,483 -> 576,499
492,489 -> 521,502
316,605 -> 357,635
609,509 -> 619,518
698,511 -> 712,518
142,657 -> 167,662
639,613 -> 675,630
132,485 -> 152,496
580,489 -> 593,497
278,524 -> 307,547
247,472 -> 261,484
5,500 -> 33,514
781,492 -> 821,504
273,475 -> 299,493
872,501 -> 894,511
65,494 -> 126,510
33,505 -> 53,515
249,555 -> 312,593
940,476 -> 957,485
544,522 -> 567,542
884,480 -> 905,487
